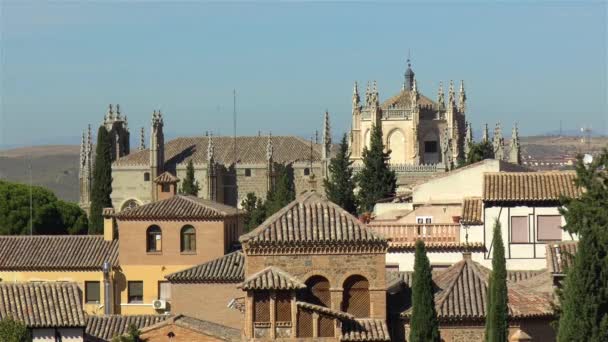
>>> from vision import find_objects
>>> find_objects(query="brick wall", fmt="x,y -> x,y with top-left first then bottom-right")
171,283 -> 244,329
140,324 -> 225,342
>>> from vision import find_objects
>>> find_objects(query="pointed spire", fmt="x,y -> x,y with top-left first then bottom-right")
509,123 -> 521,165
493,122 -> 505,160
108,104 -> 114,120
458,80 -> 466,113
79,131 -> 85,169
115,104 -> 121,119
207,133 -> 214,162
437,82 -> 445,109
266,132 -> 273,161
365,81 -> 371,106
482,123 -> 489,143
371,80 -> 379,106
322,111 -> 331,160
353,81 -> 360,108
139,127 -> 146,150
464,122 -> 473,159
411,77 -> 419,108
448,80 -> 456,108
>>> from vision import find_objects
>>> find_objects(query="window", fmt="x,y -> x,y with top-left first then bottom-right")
254,291 -> 270,322
537,215 -> 562,241
158,281 -> 171,301
275,292 -> 292,322
146,225 -> 162,252
416,216 -> 432,224
244,168 -> 252,177
128,281 -> 143,303
180,226 -> 196,252
424,141 -> 438,153
144,172 -> 150,181
511,216 -> 529,243
304,276 -> 330,307
304,168 -> 310,176
342,275 -> 370,318
161,184 -> 170,192
85,281 -> 100,304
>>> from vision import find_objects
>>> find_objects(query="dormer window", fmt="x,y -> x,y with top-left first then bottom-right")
146,225 -> 162,252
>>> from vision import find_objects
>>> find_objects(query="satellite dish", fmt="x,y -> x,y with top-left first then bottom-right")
583,154 -> 593,165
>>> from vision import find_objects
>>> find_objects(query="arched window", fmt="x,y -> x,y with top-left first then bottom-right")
304,276 -> 330,307
342,275 -> 370,318
146,225 -> 162,252
121,199 -> 139,211
180,226 -> 196,252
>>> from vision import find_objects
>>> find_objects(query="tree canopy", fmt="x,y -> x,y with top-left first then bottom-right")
485,219 -> 508,342
180,159 -> 200,196
464,140 -> 495,166
557,150 -> 608,342
0,180 -> 88,235
89,126 -> 113,234
356,125 -> 396,213
241,192 -> 267,232
409,240 -> 440,342
324,133 -> 357,215
0,316 -> 29,342
111,324 -> 142,342
265,163 -> 295,217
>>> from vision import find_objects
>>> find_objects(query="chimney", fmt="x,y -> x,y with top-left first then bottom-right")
102,208 -> 116,241
462,251 -> 472,260
102,261 -> 112,315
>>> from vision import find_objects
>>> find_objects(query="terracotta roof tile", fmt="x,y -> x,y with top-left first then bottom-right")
114,136 -> 323,167
239,267 -> 306,290
381,90 -> 436,109
483,171 -> 581,202
0,282 -> 85,327
240,192 -> 386,247
296,301 -> 355,320
114,195 -> 239,220
461,197 -> 483,225
139,315 -> 241,341
0,235 -> 118,270
341,319 -> 391,341
388,242 -> 485,251
153,171 -> 179,184
85,315 -> 170,341
546,241 -> 577,275
166,251 -> 244,283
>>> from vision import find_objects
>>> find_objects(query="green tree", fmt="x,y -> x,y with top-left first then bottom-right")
0,180 -> 88,235
89,126 -> 113,234
180,159 -> 200,196
485,219 -> 508,342
265,163 -> 295,216
557,150 -> 608,342
464,141 -> 495,166
356,125 -> 396,213
241,192 -> 267,232
324,133 -> 357,215
409,240 -> 440,342
0,316 -> 29,342
111,323 -> 142,342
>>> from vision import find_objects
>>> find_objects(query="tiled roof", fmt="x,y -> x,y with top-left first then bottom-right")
388,242 -> 485,251
240,192 -> 387,247
153,171 -> 179,184
0,282 -> 85,328
483,171 -> 581,202
401,255 -> 554,321
0,235 -> 118,270
507,270 -> 547,283
296,301 -> 355,320
114,195 -> 239,220
381,90 -> 436,109
239,266 -> 306,290
341,319 -> 391,342
461,197 -> 483,225
114,136 -> 323,167
166,251 -> 244,283
546,241 -> 577,275
140,315 -> 241,341
85,315 -> 170,341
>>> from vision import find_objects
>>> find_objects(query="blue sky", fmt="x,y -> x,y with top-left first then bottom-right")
1,1 -> 606,147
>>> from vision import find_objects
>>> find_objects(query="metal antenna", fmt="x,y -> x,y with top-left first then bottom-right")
29,154 -> 33,235
233,89 -> 239,240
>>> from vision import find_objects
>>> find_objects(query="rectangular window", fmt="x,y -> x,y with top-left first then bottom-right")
537,215 -> 562,241
304,168 -> 310,176
85,281 -> 100,304
128,281 -> 143,303
416,216 -> 432,224
511,216 -> 529,243
254,291 -> 270,322
161,184 -> 170,192
275,292 -> 292,322
158,281 -> 171,301
424,141 -> 438,153
144,172 -> 150,181
245,168 -> 252,177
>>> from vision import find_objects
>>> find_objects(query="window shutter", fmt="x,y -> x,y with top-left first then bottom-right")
275,292 -> 292,322
254,292 -> 270,322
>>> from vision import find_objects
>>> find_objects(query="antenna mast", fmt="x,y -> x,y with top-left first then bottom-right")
233,89 -> 239,239
29,155 -> 33,235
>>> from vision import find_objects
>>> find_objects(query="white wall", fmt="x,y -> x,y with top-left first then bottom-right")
386,251 -> 486,272
32,328 -> 84,342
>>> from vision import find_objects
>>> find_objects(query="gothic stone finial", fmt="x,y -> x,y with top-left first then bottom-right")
139,127 -> 146,150
266,132 -> 273,161
437,81 -> 445,109
458,81 -> 466,113
207,133 -> 214,162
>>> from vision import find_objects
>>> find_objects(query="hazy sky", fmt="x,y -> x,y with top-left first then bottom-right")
1,1 -> 606,147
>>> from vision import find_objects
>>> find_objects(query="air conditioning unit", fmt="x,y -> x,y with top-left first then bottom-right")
152,299 -> 167,310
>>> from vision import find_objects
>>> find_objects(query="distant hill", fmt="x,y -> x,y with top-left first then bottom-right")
1,136 -> 606,202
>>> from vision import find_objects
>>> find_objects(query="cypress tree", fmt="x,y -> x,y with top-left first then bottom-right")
89,126 -> 113,234
485,219 -> 508,342
356,125 -> 396,214
323,133 -> 357,214
241,192 -> 267,232
265,163 -> 295,216
180,159 -> 200,196
557,150 -> 608,342
409,240 -> 440,342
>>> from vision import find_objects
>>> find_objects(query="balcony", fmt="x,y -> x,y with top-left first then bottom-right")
367,223 -> 461,245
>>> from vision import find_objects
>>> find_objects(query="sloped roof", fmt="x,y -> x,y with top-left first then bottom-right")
483,171 -> 581,202
461,197 -> 483,225
113,195 -> 239,220
0,235 -> 118,270
296,301 -> 355,320
546,241 -> 577,275
240,192 -> 386,247
341,319 -> 391,342
166,251 -> 244,283
139,315 -> 240,341
153,171 -> 179,184
85,315 -> 170,341
114,135 -> 323,167
0,282 -> 85,328
381,90 -> 436,109
239,266 -> 306,290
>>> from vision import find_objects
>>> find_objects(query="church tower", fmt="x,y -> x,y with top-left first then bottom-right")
79,125 -> 93,214
103,104 -> 130,161
150,110 -> 165,201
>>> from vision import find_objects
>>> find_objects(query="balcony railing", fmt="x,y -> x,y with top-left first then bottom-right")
367,224 -> 460,244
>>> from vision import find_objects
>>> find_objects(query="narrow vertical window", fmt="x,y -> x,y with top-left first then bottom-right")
180,225 -> 196,252
85,281 -> 100,304
128,281 -> 143,303
146,225 -> 162,252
